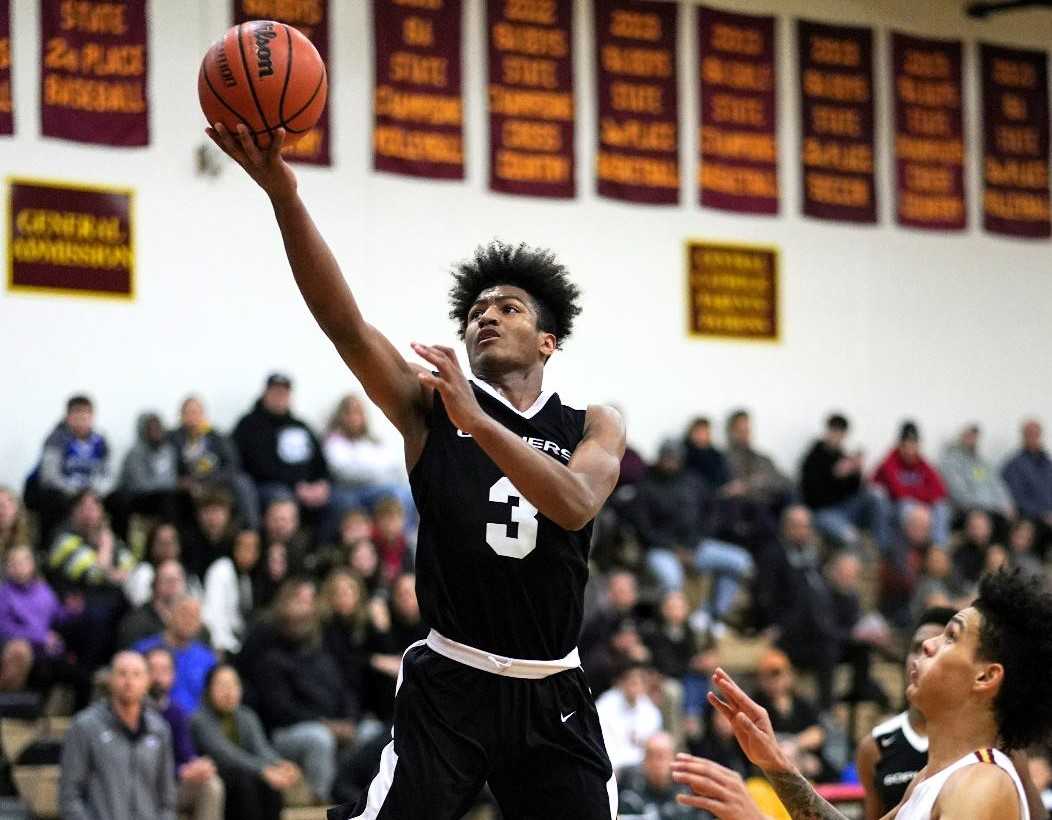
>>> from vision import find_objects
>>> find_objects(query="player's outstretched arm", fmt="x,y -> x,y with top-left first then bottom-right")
706,668 -> 858,820
206,124 -> 428,440
411,343 -> 624,531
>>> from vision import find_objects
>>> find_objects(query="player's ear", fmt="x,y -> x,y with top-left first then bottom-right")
974,661 -> 1004,697
538,331 -> 556,358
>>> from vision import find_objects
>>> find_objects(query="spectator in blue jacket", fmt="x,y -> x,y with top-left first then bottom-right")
1002,418 -> 1052,555
134,595 -> 216,712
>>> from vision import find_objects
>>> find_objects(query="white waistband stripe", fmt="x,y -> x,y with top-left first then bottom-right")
426,630 -> 580,679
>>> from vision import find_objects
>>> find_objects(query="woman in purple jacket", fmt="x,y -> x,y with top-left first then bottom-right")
0,545 -> 89,707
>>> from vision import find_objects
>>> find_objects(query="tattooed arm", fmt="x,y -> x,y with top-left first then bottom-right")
764,769 -> 850,820
700,668 -> 884,820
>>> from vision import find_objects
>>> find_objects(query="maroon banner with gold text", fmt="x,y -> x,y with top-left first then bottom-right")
234,0 -> 331,166
8,178 -> 134,299
594,0 -> 679,204
892,33 -> 966,231
487,0 -> 575,198
797,19 -> 876,223
0,0 -> 11,135
373,0 -> 464,179
698,6 -> 778,214
980,43 -> 1050,239
40,0 -> 149,146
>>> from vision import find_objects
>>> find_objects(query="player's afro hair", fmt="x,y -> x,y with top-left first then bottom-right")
973,568 -> 1052,750
448,241 -> 582,348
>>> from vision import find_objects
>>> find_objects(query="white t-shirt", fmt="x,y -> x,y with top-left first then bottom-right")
595,688 -> 663,772
323,432 -> 405,488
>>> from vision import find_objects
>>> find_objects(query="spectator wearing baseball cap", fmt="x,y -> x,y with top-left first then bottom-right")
232,374 -> 331,541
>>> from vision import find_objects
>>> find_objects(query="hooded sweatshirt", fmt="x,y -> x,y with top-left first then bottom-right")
873,449 -> 947,504
118,414 -> 178,494
232,399 -> 329,486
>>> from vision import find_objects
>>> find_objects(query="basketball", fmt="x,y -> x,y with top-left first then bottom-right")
198,20 -> 327,148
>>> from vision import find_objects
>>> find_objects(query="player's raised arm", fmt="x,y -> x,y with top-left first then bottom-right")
206,124 -> 429,441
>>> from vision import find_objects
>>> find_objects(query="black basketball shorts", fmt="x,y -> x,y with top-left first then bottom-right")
328,641 -> 617,820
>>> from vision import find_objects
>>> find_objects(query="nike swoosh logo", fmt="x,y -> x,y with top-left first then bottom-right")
561,711 -> 575,723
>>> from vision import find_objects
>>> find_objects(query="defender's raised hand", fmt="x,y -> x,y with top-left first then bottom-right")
411,343 -> 487,435
708,668 -> 792,774
206,123 -> 297,201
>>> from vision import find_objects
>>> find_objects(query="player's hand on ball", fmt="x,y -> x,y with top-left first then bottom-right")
708,667 -> 792,774
411,343 -> 487,435
671,755 -> 765,819
206,122 -> 297,201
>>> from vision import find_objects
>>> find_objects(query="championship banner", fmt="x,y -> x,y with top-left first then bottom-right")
698,6 -> 778,214
8,178 -> 134,299
980,43 -> 1050,239
797,19 -> 876,223
594,0 -> 679,204
40,0 -> 149,146
487,0 -> 575,198
234,0 -> 331,165
892,33 -> 966,231
373,0 -> 464,179
0,0 -> 11,135
687,240 -> 778,341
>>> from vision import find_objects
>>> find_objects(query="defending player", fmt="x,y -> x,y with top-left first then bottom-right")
856,607 -> 956,819
207,125 -> 625,820
671,569 -> 1052,820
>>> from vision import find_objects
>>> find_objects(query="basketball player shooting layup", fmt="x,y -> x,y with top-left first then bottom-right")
207,125 -> 625,820
670,569 -> 1052,820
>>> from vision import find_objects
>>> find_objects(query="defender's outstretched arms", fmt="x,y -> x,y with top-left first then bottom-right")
206,125 -> 429,450
699,668 -> 855,820
410,343 -> 625,532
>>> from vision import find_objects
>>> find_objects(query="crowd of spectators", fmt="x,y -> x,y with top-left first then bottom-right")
2,377 -> 1052,818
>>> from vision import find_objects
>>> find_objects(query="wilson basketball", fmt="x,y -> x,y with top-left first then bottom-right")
198,20 -> 327,148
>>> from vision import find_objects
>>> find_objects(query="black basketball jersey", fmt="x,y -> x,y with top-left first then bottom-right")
872,711 -> 928,811
409,379 -> 594,661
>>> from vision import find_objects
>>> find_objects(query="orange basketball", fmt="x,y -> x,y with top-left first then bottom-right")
198,20 -> 327,148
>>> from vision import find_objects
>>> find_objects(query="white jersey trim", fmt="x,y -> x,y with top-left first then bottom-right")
351,639 -> 427,820
872,711 -> 928,753
470,378 -> 554,419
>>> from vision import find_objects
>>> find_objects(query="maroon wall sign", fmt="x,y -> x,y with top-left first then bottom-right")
0,0 -> 11,135
594,0 -> 679,204
8,179 -> 134,299
487,0 -> 575,198
980,43 -> 1050,239
698,5 -> 778,214
797,19 -> 876,223
40,0 -> 149,146
892,32 -> 966,231
234,0 -> 331,166
373,0 -> 464,179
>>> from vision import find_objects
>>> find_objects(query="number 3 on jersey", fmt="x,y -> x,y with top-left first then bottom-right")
486,476 -> 539,558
